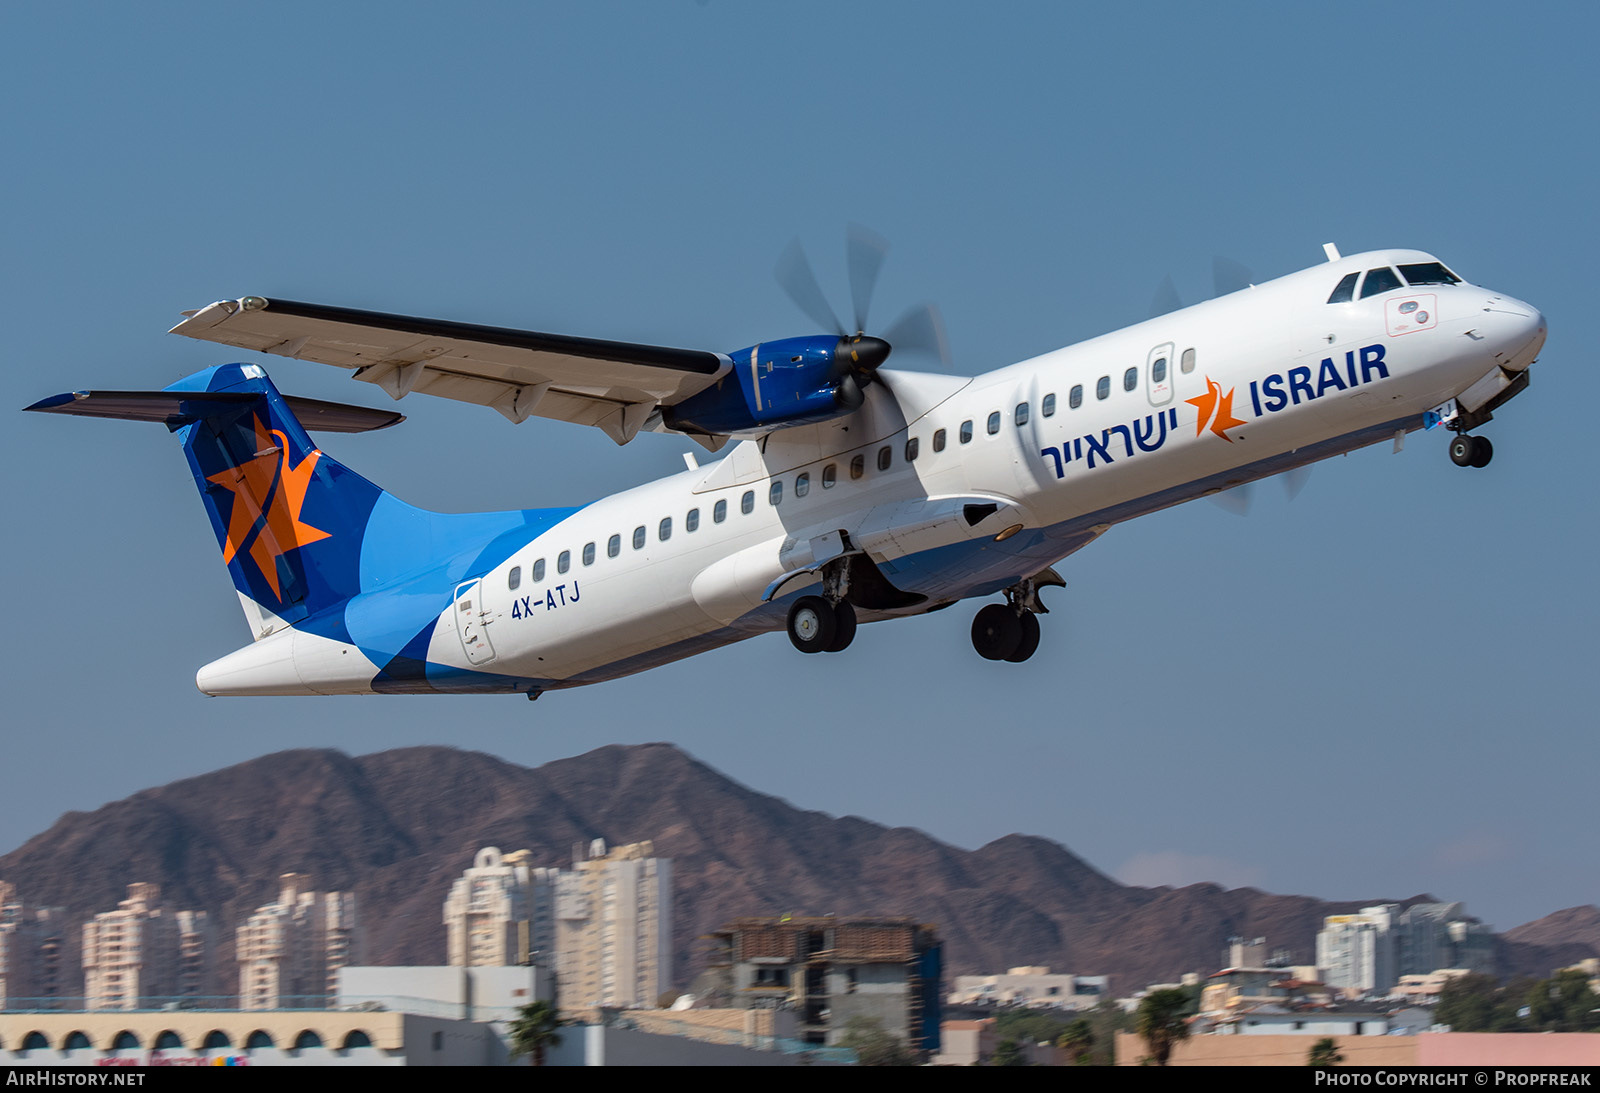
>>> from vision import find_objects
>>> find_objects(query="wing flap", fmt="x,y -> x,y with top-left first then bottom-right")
170,296 -> 731,444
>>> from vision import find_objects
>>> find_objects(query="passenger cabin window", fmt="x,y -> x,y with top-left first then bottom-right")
1327,271 -> 1359,303
741,490 -> 755,514
533,558 -> 545,582
659,516 -> 672,541
1123,367 -> 1138,392
1014,402 -> 1029,427
1360,267 -> 1403,299
714,499 -> 728,523
850,454 -> 865,479
904,437 -> 919,462
508,566 -> 521,591
582,542 -> 595,566
607,534 -> 621,558
960,420 -> 974,444
1042,393 -> 1056,417
686,507 -> 700,532
557,550 -> 571,574
633,525 -> 647,550
932,428 -> 947,451
794,473 -> 810,498
1069,384 -> 1083,409
1181,348 -> 1196,373
1151,358 -> 1167,383
986,411 -> 1001,435
1096,376 -> 1110,400
822,463 -> 837,487
769,480 -> 783,506
877,445 -> 892,471
1399,262 -> 1461,286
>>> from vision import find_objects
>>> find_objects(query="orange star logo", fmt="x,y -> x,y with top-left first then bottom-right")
1186,376 -> 1248,442
206,415 -> 330,601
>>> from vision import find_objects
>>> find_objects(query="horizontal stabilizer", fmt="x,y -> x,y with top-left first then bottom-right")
24,390 -> 404,433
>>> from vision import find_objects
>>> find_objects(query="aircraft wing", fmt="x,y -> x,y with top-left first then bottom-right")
170,297 -> 732,446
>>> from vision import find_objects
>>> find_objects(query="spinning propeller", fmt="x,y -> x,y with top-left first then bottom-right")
774,225 -> 951,406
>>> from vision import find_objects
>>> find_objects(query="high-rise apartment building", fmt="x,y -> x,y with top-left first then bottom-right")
237,874 -> 361,1010
443,847 -> 558,967
0,881 -> 67,1010
553,839 -> 672,1010
82,883 -> 211,1010
1317,901 -> 1495,994
443,840 -> 671,1009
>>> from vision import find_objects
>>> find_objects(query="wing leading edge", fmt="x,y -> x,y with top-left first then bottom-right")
170,296 -> 732,446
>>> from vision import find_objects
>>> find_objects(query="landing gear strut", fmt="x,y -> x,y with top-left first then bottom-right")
969,569 -> 1061,662
786,557 -> 860,655
1448,433 -> 1493,468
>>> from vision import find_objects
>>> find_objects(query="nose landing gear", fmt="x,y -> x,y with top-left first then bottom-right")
971,604 -> 1040,662
1448,433 -> 1493,468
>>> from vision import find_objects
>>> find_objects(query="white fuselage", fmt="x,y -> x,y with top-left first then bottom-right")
196,249 -> 1547,696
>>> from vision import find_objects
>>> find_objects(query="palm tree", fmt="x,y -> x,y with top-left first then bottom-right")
1136,988 -> 1193,1066
1308,1037 -> 1345,1067
509,1000 -> 563,1066
1056,1017 -> 1093,1064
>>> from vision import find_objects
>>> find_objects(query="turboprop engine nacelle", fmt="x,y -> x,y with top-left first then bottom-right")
663,334 -> 888,436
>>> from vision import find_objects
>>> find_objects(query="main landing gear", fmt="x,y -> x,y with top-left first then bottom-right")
785,555 -> 859,654
786,596 -> 857,654
968,568 -> 1063,663
1448,433 -> 1493,469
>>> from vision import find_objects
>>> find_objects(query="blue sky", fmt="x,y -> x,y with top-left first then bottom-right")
3,2 -> 1596,945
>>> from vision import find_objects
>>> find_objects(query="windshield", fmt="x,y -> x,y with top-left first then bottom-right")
1398,262 -> 1461,286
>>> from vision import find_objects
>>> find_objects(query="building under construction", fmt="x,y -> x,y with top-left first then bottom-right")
709,916 -> 941,1054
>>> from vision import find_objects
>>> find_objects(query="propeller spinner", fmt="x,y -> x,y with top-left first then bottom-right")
774,225 -> 951,406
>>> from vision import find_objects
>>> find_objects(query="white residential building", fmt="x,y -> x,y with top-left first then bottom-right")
443,840 -> 671,1009
1317,905 -> 1398,993
554,840 -> 672,1010
443,847 -> 558,967
83,884 -> 211,1010
237,874 -> 362,1010
1317,902 -> 1495,995
948,966 -> 1108,1010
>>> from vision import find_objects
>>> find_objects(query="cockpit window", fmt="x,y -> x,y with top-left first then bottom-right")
1398,262 -> 1461,286
1359,267 -> 1403,299
1326,272 -> 1358,304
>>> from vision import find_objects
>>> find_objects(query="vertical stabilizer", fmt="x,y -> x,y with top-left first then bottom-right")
167,364 -> 386,637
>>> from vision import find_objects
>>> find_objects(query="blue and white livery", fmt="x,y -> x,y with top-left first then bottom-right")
27,246 -> 1545,697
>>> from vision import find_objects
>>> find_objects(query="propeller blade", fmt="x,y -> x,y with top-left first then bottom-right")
846,223 -> 890,334
1282,464 -> 1312,502
1207,482 -> 1253,517
1213,256 -> 1256,297
835,371 -> 865,411
882,303 -> 951,369
1150,275 -> 1183,319
775,238 -> 844,335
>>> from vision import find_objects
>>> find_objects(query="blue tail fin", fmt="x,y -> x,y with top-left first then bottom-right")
164,364 -> 386,633
30,363 -> 583,671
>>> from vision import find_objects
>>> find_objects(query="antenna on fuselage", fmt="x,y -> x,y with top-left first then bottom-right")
1323,242 -> 1342,262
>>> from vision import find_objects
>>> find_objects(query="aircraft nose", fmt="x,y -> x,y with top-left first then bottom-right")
1480,295 -> 1546,371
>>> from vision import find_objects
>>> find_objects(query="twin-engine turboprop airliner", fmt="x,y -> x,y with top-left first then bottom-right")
27,244 -> 1545,698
